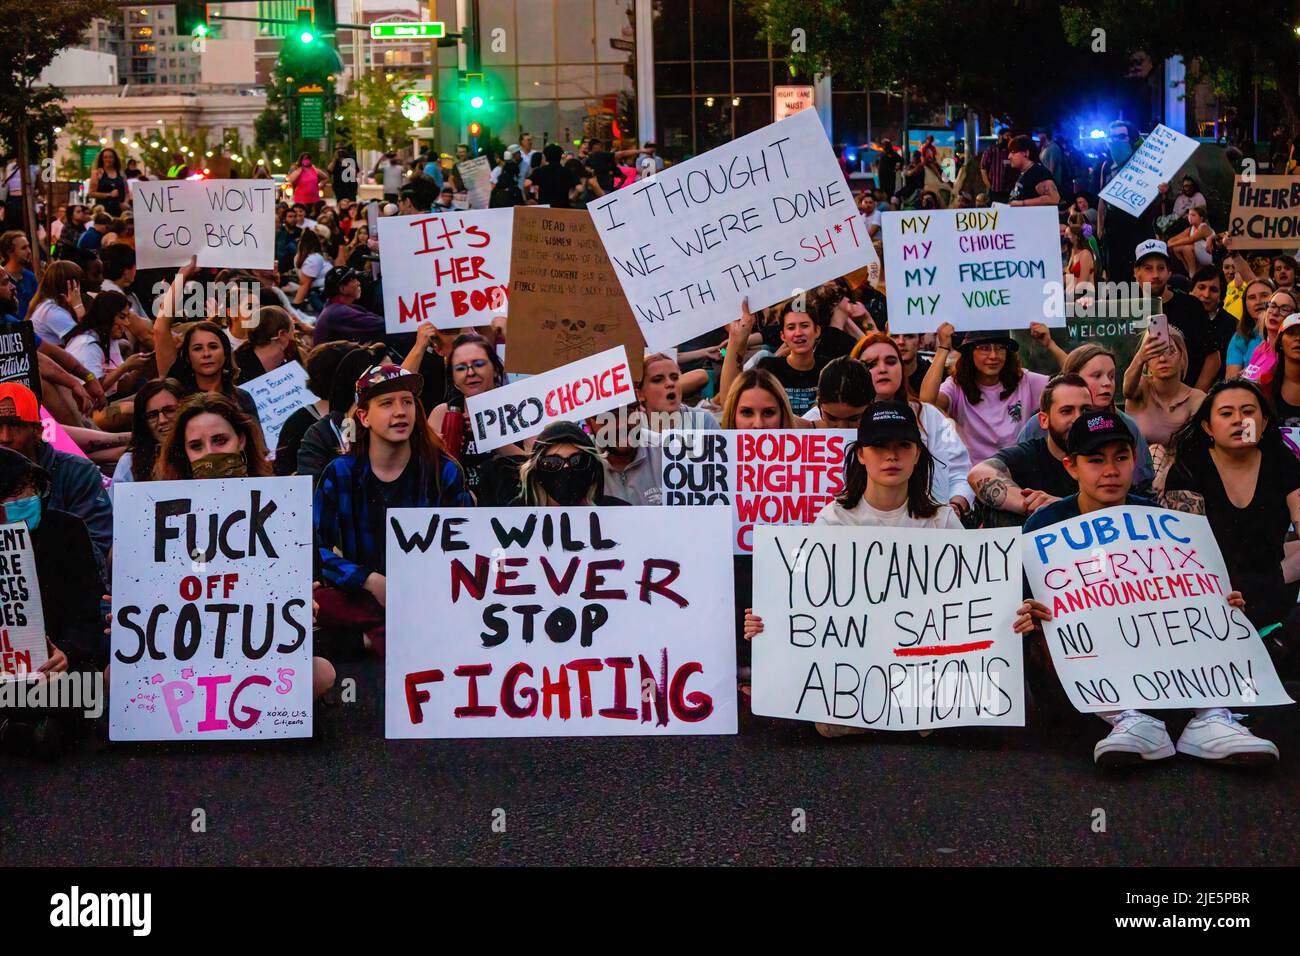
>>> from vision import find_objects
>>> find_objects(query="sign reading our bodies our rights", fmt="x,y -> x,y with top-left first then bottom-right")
750,525 -> 1024,731
243,361 -> 313,455
881,205 -> 1065,333
378,207 -> 512,332
385,506 -> 737,738
0,523 -> 47,681
660,429 -> 852,553
109,477 -> 314,740
1227,175 -> 1300,250
133,179 -> 277,270
466,345 -> 633,452
1022,505 -> 1292,713
589,109 -> 876,351
1098,124 -> 1199,217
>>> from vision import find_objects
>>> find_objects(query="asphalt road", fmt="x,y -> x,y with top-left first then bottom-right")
3,660 -> 1297,866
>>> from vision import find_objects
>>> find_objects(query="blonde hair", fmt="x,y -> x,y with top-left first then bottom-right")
720,368 -> 797,429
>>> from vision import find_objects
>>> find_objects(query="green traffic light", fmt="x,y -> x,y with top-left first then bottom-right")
194,24 -> 209,38
300,31 -> 316,44
469,94 -> 484,109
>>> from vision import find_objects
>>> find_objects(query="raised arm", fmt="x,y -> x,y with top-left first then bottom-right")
918,322 -> 953,406
717,298 -> 756,407
153,254 -> 197,376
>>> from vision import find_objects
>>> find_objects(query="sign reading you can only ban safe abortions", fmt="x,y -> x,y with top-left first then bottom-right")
751,525 -> 1024,731
881,205 -> 1064,333
133,179 -> 277,270
110,477 -> 315,740
385,506 -> 736,738
1021,505 -> 1292,713
588,109 -> 876,351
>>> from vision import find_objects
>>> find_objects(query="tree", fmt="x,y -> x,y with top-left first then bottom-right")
56,108 -> 97,181
334,72 -> 415,154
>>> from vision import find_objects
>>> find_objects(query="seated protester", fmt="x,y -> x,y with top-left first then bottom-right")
296,344 -> 391,486
1266,312 -> 1300,428
97,242 -> 150,325
0,383 -> 113,570
291,229 -> 330,314
1165,379 -> 1300,685
1018,343 -> 1155,496
1242,286 -> 1300,387
890,330 -> 943,396
590,405 -> 662,506
512,420 -> 629,507
743,401 -> 961,737
720,298 -> 826,417
428,332 -> 524,505
806,355 -> 871,430
233,305 -> 299,384
930,325 -> 1064,463
276,341 -> 352,476
314,365 -> 470,655
27,260 -> 84,343
805,283 -> 868,358
1225,278 -> 1271,379
155,393 -> 334,699
1188,265 -> 1238,388
1122,326 -> 1205,485
969,373 -> 1092,524
1017,408 -> 1269,766
62,290 -> 151,400
112,378 -> 184,493
76,212 -> 112,253
1133,238 -> 1219,387
312,266 -> 385,347
637,352 -> 719,431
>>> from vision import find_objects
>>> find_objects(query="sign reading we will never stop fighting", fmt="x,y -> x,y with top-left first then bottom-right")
1022,505 -> 1292,713
133,179 -> 277,270
385,506 -> 736,738
110,477 -> 314,740
378,207 -> 512,332
660,429 -> 852,553
589,109 -> 876,351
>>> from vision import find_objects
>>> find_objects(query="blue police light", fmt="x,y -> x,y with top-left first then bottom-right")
1089,128 -> 1108,140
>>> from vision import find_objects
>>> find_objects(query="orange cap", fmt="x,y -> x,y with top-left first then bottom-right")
0,382 -> 40,424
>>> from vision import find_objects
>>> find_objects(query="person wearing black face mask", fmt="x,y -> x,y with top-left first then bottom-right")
513,421 -> 629,507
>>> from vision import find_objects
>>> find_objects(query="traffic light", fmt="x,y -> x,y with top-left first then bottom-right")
175,1 -> 210,37
465,73 -> 486,111
468,121 -> 482,138
296,6 -> 315,44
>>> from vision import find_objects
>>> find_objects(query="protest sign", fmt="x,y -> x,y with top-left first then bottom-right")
660,429 -> 852,553
378,207 -> 512,332
773,85 -> 814,121
466,345 -> 634,452
385,505 -> 737,738
588,109 -> 874,351
457,156 -> 493,209
505,207 -> 645,378
242,361 -> 313,454
39,406 -> 111,491
1022,504 -> 1292,712
0,523 -> 47,681
133,179 -> 277,270
1226,175 -> 1300,250
1098,124 -> 1199,217
881,205 -> 1065,333
0,322 -> 40,400
1282,427 -> 1300,458
109,476 -> 314,740
751,525 -> 1024,730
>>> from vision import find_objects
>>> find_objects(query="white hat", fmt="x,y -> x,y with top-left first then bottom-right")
1134,238 -> 1169,263
505,144 -> 521,158
1282,313 -> 1300,335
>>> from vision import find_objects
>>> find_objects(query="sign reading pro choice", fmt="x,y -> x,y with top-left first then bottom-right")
133,179 -> 277,270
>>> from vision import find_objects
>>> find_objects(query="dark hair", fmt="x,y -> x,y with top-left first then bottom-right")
169,320 -> 240,398
953,343 -> 1023,404
351,387 -> 453,502
295,228 -> 323,270
1009,134 -> 1035,155
241,304 -> 294,349
837,435 -> 939,518
304,340 -> 354,399
543,142 -> 563,164
155,392 -> 270,480
0,447 -> 50,501
1040,372 -> 1090,414
64,289 -> 128,355
446,332 -> 506,399
1172,378 -> 1281,465
0,230 -> 25,262
1239,277 -> 1277,340
128,378 -> 187,481
99,241 -> 136,281
1190,264 -> 1223,295
816,356 -> 872,408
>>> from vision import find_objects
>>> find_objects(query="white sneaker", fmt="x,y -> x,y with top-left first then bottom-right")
1094,711 -> 1175,766
1176,710 -> 1279,766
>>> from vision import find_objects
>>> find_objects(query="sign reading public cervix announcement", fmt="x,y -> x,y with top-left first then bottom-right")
1227,175 -> 1300,250
110,477 -> 314,740
660,429 -> 852,553
378,207 -> 512,332
881,205 -> 1064,333
751,525 -> 1024,730
133,179 -> 277,270
1022,505 -> 1292,712
385,506 -> 737,738
588,109 -> 875,351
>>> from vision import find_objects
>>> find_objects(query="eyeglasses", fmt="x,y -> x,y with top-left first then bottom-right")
452,359 -> 490,374
145,404 -> 179,423
538,453 -> 588,473
1266,302 -> 1292,313
973,344 -> 1008,355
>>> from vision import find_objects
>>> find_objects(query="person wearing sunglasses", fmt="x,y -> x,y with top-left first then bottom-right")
513,421 -> 627,507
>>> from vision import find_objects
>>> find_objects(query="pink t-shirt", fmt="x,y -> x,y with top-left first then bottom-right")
292,164 -> 321,204
939,370 -> 1050,462
1243,340 -> 1278,387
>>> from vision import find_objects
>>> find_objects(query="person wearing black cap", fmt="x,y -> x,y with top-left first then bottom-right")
295,344 -> 391,485
312,266 -> 385,347
513,421 -> 628,507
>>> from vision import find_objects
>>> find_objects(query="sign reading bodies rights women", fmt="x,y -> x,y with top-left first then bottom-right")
0,523 -> 47,680
1022,505 -> 1292,712
588,109 -> 876,351
378,207 -> 512,332
750,525 -> 1024,730
133,179 -> 277,270
466,345 -> 634,452
110,477 -> 314,740
660,429 -> 852,553
1098,124 -> 1199,217
881,205 -> 1065,333
243,362 -> 313,454
1227,175 -> 1300,249
385,506 -> 736,738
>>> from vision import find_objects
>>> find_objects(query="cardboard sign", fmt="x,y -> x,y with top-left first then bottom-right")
457,156 -> 493,209
378,207 -> 512,332
242,361 -> 313,454
109,477 -> 315,740
773,85 -> 815,121
1226,175 -> 1300,250
0,523 -> 47,681
1021,504 -> 1292,712
751,525 -> 1024,730
881,205 -> 1065,333
505,207 -> 645,377
660,429 -> 852,553
1098,124 -> 1199,217
0,322 -> 41,400
385,506 -> 737,738
589,109 -> 874,351
133,179 -> 277,269
466,345 -> 634,452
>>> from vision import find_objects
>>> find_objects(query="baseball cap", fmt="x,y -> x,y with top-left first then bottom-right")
1282,313 -> 1300,335
324,266 -> 360,299
957,330 -> 1019,353
0,382 -> 40,424
1134,238 -> 1170,264
1065,408 -> 1136,457
856,401 -> 922,447
355,364 -> 423,405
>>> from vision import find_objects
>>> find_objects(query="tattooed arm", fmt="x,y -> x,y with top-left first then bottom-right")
969,457 -> 1028,515
1159,489 -> 1206,514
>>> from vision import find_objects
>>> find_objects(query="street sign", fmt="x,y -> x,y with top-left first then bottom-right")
298,92 -> 326,140
774,85 -> 815,121
370,21 -> 445,40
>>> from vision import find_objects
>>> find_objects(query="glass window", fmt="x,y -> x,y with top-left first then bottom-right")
731,1 -> 768,59
557,100 -> 590,146
694,61 -> 729,93
596,0 -> 635,64
691,0 -> 730,60
733,95 -> 773,138
557,65 -> 596,99
517,2 -> 556,64
556,0 -> 595,62
694,96 -> 731,152
519,66 -> 557,99
654,62 -> 692,95
597,65 -> 635,96
733,60 -> 770,93
653,0 -> 690,61
655,96 -> 693,158
519,101 -> 557,144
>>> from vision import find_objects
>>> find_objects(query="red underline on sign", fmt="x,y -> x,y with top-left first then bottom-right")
893,640 -> 995,657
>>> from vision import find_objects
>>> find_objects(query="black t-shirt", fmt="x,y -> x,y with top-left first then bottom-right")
816,326 -> 856,361
1162,291 -> 1215,386
1165,441 -> 1300,629
757,354 -> 827,416
528,162 -> 575,208
1271,388 -> 1300,428
1009,162 -> 1053,204
995,437 -> 1078,500
1209,308 -> 1237,376
908,354 -> 946,395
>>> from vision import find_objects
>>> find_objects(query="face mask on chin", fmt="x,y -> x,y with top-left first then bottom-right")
3,494 -> 41,531
191,452 -> 248,480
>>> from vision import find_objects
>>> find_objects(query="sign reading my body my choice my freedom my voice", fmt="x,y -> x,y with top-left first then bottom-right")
589,109 -> 877,351
1022,505 -> 1292,713
385,506 -> 736,738
133,179 -> 277,270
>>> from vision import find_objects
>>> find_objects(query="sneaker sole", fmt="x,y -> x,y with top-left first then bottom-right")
1176,742 -> 1279,766
1095,742 -> 1176,766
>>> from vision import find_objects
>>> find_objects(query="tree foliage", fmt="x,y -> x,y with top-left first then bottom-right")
334,73 -> 415,154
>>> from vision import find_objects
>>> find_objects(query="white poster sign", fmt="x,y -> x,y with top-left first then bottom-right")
133,179 -> 277,269
243,361 -> 313,455
774,85 -> 815,121
1098,124 -> 1199,217
457,156 -> 493,209
0,523 -> 47,681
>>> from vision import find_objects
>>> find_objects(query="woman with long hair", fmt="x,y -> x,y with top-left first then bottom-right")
1122,326 -> 1206,472
1225,277 -> 1272,378
1268,313 -> 1300,427
26,260 -> 84,342
513,421 -> 627,507
292,229 -> 330,312
112,377 -> 185,489
295,343 -> 390,484
720,367 -> 798,430
1064,210 -> 1095,295
1243,286 -> 1300,387
61,290 -> 150,399
275,340 -> 352,476
1168,204 -> 1214,276
808,355 -> 871,430
233,304 -> 298,384
721,299 -> 826,417
86,147 -> 127,217
636,352 -> 719,431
